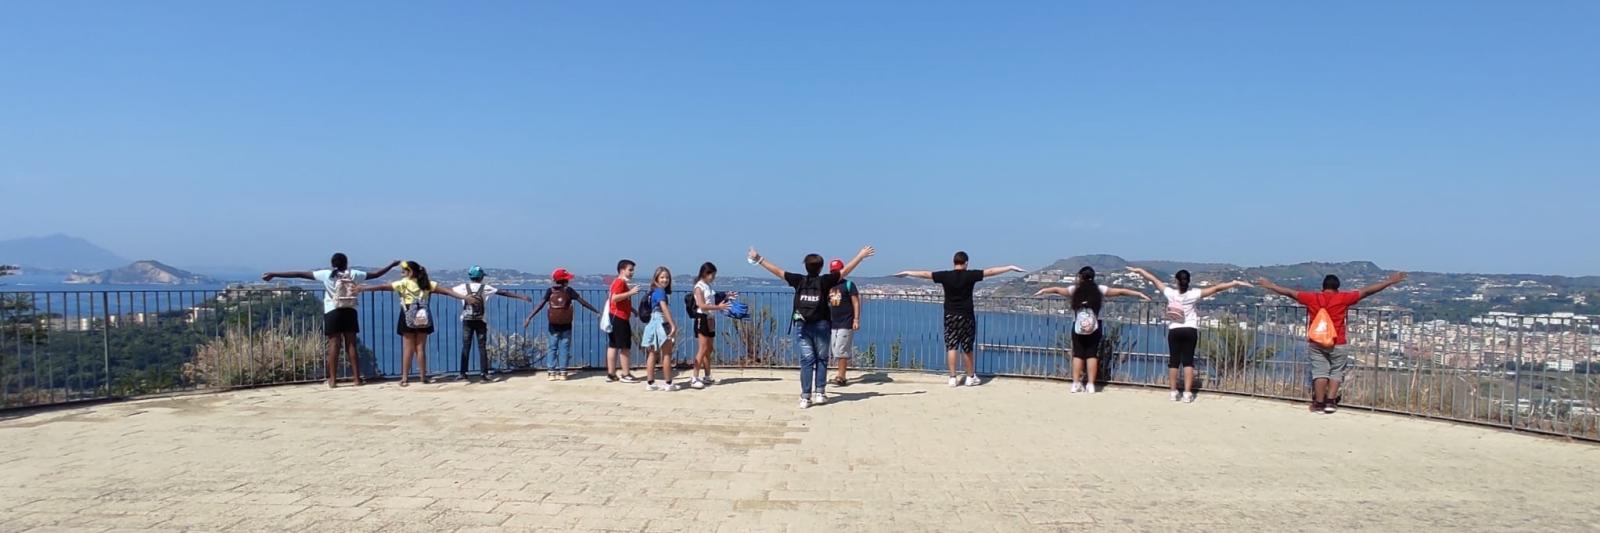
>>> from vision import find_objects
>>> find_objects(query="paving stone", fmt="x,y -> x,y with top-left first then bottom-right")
1,370 -> 1598,531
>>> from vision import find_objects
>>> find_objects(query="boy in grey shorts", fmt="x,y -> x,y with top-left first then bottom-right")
827,259 -> 861,386
1258,272 -> 1407,414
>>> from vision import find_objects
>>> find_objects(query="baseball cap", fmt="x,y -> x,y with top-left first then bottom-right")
551,268 -> 574,282
467,265 -> 485,279
829,259 -> 845,272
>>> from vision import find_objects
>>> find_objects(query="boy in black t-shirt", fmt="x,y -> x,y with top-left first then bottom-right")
748,245 -> 875,409
895,251 -> 1025,388
523,268 -> 601,380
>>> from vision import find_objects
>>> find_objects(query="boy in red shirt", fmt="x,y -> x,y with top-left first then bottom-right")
1257,272 -> 1407,414
607,260 -> 643,383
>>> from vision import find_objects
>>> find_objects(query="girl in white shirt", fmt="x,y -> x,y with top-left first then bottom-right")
689,262 -> 736,389
1128,267 -> 1251,403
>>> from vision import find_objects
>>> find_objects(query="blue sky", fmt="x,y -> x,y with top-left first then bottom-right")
2,1 -> 1596,276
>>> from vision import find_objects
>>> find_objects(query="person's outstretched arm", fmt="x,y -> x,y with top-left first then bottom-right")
1358,272 -> 1408,301
573,291 -> 601,313
747,247 -> 788,280
261,270 -> 314,282
1254,278 -> 1299,299
894,270 -> 934,280
1106,288 -> 1153,301
1034,287 -> 1072,298
838,245 -> 877,278
431,285 -> 467,300
496,290 -> 534,303
1200,280 -> 1252,299
1127,267 -> 1166,292
522,300 -> 547,329
360,283 -> 394,293
366,260 -> 403,279
980,265 -> 1026,278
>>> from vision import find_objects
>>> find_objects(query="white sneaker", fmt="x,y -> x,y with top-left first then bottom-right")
1171,390 -> 1181,402
1183,392 -> 1196,403
965,375 -> 981,387
703,377 -> 716,386
1070,382 -> 1083,394
645,382 -> 658,391
1085,383 -> 1098,394
661,382 -> 676,392
812,393 -> 826,405
798,397 -> 812,409
948,376 -> 961,388
690,379 -> 706,390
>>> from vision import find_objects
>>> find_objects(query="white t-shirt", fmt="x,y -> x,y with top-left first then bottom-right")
452,282 -> 500,319
312,269 -> 369,314
1161,287 -> 1204,330
694,281 -> 714,315
1062,284 -> 1111,298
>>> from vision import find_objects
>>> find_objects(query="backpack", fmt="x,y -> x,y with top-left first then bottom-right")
403,291 -> 432,329
547,287 -> 574,325
685,291 -> 703,319
331,270 -> 359,309
792,276 -> 825,322
1309,308 -> 1337,349
1073,307 -> 1099,335
636,290 -> 656,323
1163,302 -> 1186,324
460,283 -> 487,321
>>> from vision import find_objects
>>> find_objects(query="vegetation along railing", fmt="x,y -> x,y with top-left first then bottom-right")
2,287 -> 1597,441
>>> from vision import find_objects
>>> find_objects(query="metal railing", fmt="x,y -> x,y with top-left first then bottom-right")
2,287 -> 1597,441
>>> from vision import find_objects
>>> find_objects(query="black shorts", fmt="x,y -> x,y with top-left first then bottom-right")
693,316 -> 716,338
396,314 -> 435,335
1168,327 -> 1198,368
608,317 -> 633,349
943,314 -> 976,353
1071,329 -> 1103,359
324,308 -> 359,336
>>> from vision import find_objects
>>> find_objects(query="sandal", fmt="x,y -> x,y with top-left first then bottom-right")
400,380 -> 410,387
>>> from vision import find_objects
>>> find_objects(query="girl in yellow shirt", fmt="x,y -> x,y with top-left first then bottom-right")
362,261 -> 465,386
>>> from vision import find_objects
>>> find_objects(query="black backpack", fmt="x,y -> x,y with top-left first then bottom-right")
635,290 -> 655,323
685,291 -> 703,319
792,275 -> 825,322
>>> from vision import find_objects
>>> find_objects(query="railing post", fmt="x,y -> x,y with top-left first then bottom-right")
1371,310 -> 1382,411
1512,324 -> 1523,431
101,292 -> 111,396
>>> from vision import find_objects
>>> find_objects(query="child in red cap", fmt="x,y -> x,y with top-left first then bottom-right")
524,268 -> 601,380
827,259 -> 862,386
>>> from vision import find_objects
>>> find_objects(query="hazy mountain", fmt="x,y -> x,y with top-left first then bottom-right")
65,261 -> 217,285
998,254 -> 1600,321
0,234 -> 126,271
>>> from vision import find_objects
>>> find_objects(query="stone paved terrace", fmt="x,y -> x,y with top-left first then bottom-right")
3,369 -> 1600,533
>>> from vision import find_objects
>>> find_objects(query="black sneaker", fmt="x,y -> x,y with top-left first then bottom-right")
619,374 -> 639,384
606,374 -> 619,383
1310,402 -> 1325,413
457,373 -> 470,382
